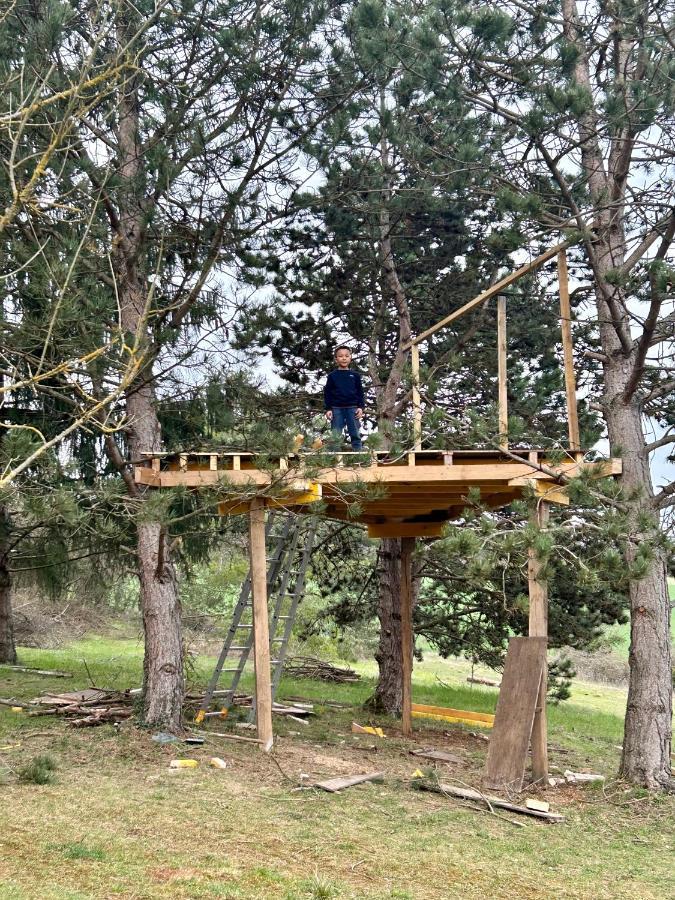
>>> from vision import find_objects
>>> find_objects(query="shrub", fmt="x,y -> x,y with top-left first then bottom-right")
18,754 -> 57,785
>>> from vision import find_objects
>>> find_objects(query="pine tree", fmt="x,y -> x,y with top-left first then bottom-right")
1,0 -> 351,728
434,0 -> 674,788
237,0 -> 602,712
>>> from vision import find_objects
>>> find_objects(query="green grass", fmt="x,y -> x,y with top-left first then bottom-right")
0,635 -> 673,900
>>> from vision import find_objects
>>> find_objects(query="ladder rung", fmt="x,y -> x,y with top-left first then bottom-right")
271,638 -> 284,643
229,646 -> 249,651
237,625 -> 253,629
276,616 -> 291,620
221,667 -> 242,672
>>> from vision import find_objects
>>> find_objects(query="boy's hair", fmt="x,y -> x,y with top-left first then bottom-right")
334,345 -> 352,355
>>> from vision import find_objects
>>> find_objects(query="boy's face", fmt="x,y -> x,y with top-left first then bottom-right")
335,349 -> 352,368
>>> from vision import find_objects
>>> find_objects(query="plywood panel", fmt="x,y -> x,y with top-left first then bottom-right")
484,636 -> 547,792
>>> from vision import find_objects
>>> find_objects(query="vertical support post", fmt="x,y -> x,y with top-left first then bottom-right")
411,342 -> 422,451
248,497 -> 273,752
528,501 -> 550,783
400,536 -> 415,737
557,250 -> 581,451
497,295 -> 508,450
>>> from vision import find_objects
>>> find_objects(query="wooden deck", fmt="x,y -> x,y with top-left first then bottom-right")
134,449 -> 621,538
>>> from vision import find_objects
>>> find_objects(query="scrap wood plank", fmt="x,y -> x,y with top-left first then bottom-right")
410,748 -> 463,764
484,636 -> 547,792
416,781 -> 564,823
314,772 -> 384,793
411,703 -> 494,728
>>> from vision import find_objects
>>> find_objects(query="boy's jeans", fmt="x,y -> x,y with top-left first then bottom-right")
329,407 -> 363,450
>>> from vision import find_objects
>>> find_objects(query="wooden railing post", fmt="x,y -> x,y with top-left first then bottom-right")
497,295 -> 508,450
557,250 -> 581,451
411,343 -> 422,451
400,536 -> 415,737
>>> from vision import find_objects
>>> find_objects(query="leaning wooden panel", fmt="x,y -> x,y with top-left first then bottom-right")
483,636 -> 547,792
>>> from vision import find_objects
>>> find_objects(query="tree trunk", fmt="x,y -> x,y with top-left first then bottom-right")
108,14 -> 184,730
561,0 -> 673,789
368,538 -> 404,714
0,506 -> 17,665
138,521 -> 183,726
603,374 -> 672,788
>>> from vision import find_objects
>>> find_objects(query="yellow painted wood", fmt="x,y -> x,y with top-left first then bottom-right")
411,703 -> 495,725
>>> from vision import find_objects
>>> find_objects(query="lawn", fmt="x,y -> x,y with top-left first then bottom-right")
0,636 -> 673,900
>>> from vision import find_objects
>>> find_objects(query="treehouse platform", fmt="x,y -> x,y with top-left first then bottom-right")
133,448 -> 621,537
132,239 -> 620,779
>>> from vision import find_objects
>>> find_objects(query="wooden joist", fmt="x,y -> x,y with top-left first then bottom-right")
134,450 -> 621,533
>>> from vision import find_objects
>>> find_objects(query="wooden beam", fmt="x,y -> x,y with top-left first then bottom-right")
406,241 -> 569,349
528,502 -> 550,783
400,537 -> 415,737
136,457 -> 621,491
248,498 -> 274,752
411,343 -> 422,451
367,522 -> 445,539
497,295 -> 508,450
557,250 -> 581,451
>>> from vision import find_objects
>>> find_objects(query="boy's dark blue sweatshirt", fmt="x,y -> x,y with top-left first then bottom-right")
324,369 -> 364,409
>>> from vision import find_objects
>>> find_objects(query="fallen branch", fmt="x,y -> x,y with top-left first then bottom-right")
1,666 -> 72,678
413,779 -> 564,823
314,772 -> 384,793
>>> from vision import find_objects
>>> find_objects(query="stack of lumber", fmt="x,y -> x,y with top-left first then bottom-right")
231,694 -> 316,718
192,693 -> 315,720
26,688 -> 134,727
282,656 -> 360,683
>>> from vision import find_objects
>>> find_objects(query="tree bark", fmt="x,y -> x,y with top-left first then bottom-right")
369,538 -> 404,714
603,365 -> 672,788
0,506 -> 17,665
366,99 -> 416,713
107,13 -> 184,730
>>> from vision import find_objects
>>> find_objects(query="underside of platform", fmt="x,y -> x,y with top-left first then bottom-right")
134,449 -> 621,537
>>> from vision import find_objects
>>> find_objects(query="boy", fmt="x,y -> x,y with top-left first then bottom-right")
324,346 -> 364,451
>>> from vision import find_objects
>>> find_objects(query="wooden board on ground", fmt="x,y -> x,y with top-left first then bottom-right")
314,772 -> 384,793
484,636 -> 547,792
411,703 -> 494,728
410,748 -> 463,764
